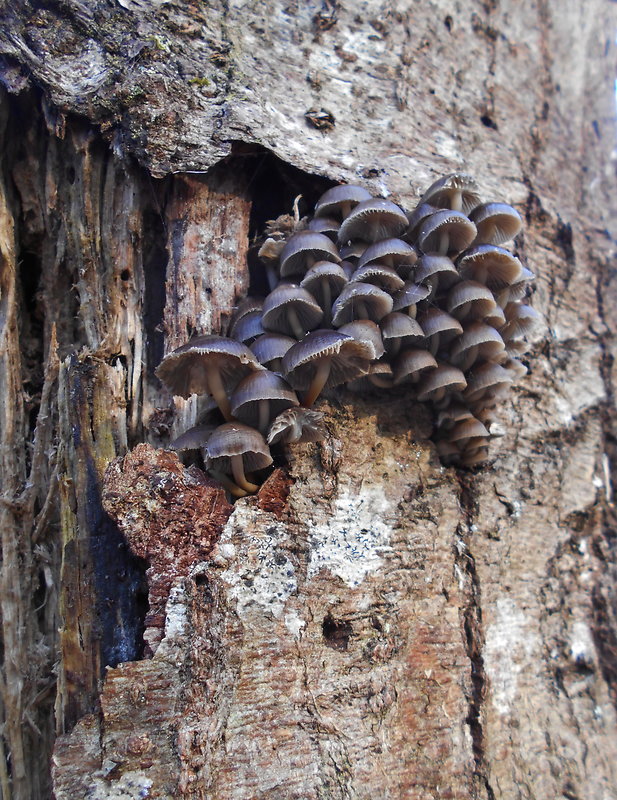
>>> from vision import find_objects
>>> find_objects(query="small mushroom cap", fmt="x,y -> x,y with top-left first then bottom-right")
447,280 -> 497,321
393,348 -> 438,384
156,335 -> 263,399
501,303 -> 542,340
250,332 -> 297,368
469,202 -> 522,245
340,243 -> 366,263
168,423 -> 217,451
391,281 -> 431,313
449,322 -> 505,366
417,210 -> 477,256
230,296 -> 264,330
307,216 -> 341,241
230,309 -> 265,344
267,407 -> 326,445
314,184 -> 373,219
419,173 -> 481,214
380,312 -> 425,353
230,370 -> 299,428
463,361 -> 513,403
417,363 -> 467,402
282,329 -> 371,391
338,319 -> 385,360
203,422 -> 273,472
337,198 -> 409,245
414,254 -> 460,288
300,262 -> 348,305
417,308 -> 464,339
356,238 -> 418,274
261,283 -> 324,336
331,281 -> 393,326
258,238 -> 286,264
406,203 -> 439,244
350,263 -> 405,292
279,230 -> 341,278
457,245 -> 523,289
447,417 -> 490,443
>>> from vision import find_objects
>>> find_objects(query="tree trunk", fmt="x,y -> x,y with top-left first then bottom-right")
0,1 -> 616,798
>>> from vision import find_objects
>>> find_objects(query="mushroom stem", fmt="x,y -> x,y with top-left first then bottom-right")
208,469 -> 250,498
303,357 -> 331,407
257,399 -> 270,433
438,230 -> 450,255
231,454 -> 260,493
451,190 -> 463,212
207,366 -> 233,421
265,263 -> 278,292
286,307 -> 305,340
407,304 -> 418,319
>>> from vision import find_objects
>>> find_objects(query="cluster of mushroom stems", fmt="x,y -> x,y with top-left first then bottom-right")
156,173 -> 540,496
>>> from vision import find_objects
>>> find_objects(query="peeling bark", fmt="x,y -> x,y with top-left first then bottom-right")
0,1 -> 615,798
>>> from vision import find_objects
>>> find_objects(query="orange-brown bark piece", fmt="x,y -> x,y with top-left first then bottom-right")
103,444 -> 233,653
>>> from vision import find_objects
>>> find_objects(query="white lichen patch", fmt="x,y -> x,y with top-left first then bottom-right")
284,611 -> 306,639
306,484 -> 394,588
569,619 -> 596,666
483,597 -> 540,715
156,582 -> 189,662
88,770 -> 155,799
218,503 -> 297,620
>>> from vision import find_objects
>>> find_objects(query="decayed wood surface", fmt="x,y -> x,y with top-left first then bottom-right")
0,0 -> 616,798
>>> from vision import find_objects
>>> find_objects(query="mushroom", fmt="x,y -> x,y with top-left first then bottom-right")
417,308 -> 463,355
337,198 -> 409,245
449,322 -> 506,371
380,312 -> 425,357
300,261 -> 348,325
463,361 -> 513,405
203,422 -> 273,496
155,335 -> 264,421
392,348 -> 438,385
405,203 -> 439,245
307,216 -> 341,242
250,332 -> 297,372
279,230 -> 341,279
469,202 -> 522,245
230,369 -> 299,433
419,173 -> 481,214
456,245 -> 523,290
447,280 -> 498,321
314,184 -> 373,220
230,309 -> 265,345
168,423 -> 217,451
331,281 -> 393,326
261,283 -> 324,339
337,319 -> 385,361
416,363 -> 467,403
282,329 -> 372,407
391,281 -> 431,318
416,209 -> 477,257
267,407 -> 326,445
350,263 -> 405,292
413,254 -> 460,298
356,238 -> 418,277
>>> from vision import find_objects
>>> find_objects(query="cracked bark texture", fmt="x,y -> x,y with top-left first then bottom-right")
0,0 -> 615,798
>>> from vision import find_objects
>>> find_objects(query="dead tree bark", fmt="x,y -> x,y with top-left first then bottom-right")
0,1 -> 616,798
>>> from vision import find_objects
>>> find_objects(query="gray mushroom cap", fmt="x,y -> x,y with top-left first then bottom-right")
457,245 -> 523,289
469,202 -> 522,245
156,334 -> 263,400
414,254 -> 460,289
356,238 -> 418,275
279,230 -> 341,278
391,281 -> 431,314
337,320 -> 385,361
168,423 -> 217,451
417,363 -> 467,402
204,422 -> 273,473
419,173 -> 481,214
282,329 -> 371,393
250,333 -> 296,369
417,209 -> 477,256
314,184 -> 373,219
307,216 -> 341,241
380,312 -> 425,357
230,370 -> 299,432
261,283 -> 324,338
393,348 -> 438,384
350,263 -> 405,292
337,198 -> 409,245
406,203 -> 439,244
230,309 -> 265,344
447,280 -> 498,321
331,281 -> 394,326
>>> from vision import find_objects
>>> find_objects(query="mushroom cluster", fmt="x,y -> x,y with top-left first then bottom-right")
156,173 -> 539,494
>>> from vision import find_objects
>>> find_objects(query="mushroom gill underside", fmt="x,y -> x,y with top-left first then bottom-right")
157,173 -> 540,496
